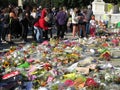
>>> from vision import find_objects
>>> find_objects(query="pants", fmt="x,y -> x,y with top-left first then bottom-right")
43,30 -> 48,40
34,26 -> 43,43
90,27 -> 96,37
57,24 -> 66,38
2,27 -> 8,41
48,29 -> 52,38
86,22 -> 90,35
21,25 -> 28,41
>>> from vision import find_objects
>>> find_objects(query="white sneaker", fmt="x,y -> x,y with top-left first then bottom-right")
83,37 -> 87,40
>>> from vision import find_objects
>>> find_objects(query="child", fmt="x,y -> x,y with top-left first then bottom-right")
89,15 -> 97,37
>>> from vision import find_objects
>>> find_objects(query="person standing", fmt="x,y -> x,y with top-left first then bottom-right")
89,15 -> 97,37
47,8 -> 54,38
86,5 -> 93,36
5,11 -> 16,44
9,11 -> 21,39
2,8 -> 10,42
71,7 -> 80,38
31,8 -> 37,19
21,11 -> 31,43
78,9 -> 87,38
21,5 -> 32,43
56,7 -> 68,39
0,9 -> 4,43
63,6 -> 68,33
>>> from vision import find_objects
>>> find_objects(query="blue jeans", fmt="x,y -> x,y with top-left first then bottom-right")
86,22 -> 90,35
34,26 -> 43,43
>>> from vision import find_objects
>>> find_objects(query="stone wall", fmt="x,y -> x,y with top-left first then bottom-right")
94,14 -> 120,23
92,0 -> 120,24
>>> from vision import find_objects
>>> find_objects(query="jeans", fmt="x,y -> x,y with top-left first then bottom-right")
34,26 -> 43,43
86,22 -> 90,35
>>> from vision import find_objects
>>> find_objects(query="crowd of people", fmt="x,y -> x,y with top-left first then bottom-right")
0,4 -> 111,45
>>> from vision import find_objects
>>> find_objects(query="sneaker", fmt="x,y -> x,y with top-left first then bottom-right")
21,40 -> 26,43
83,37 -> 87,40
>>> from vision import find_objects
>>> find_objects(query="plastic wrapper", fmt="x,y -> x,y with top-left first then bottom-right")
111,50 -> 120,59
38,87 -> 49,90
76,67 -> 90,75
64,80 -> 74,87
73,76 -> 86,89
0,35 -> 120,89
77,57 -> 95,67
85,78 -> 98,87
67,62 -> 78,72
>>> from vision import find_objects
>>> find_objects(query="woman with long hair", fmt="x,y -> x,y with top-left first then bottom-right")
71,7 -> 80,38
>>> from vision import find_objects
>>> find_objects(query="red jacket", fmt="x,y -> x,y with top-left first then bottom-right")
34,20 -> 40,27
41,8 -> 47,19
39,18 -> 48,30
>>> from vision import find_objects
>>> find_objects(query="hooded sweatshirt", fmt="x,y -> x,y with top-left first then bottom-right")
40,8 -> 47,19
39,17 -> 48,30
34,8 -> 49,30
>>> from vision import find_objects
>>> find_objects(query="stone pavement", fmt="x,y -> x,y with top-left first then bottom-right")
0,36 -> 33,51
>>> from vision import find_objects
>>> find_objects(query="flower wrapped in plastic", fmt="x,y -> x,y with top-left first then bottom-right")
64,79 -> 74,87
85,78 -> 99,88
73,75 -> 86,89
104,73 -> 114,83
100,51 -> 111,61
77,57 -> 95,67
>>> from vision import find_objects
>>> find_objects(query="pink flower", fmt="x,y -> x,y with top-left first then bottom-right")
112,38 -> 119,46
42,41 -> 49,45
64,80 -> 74,86
85,78 -> 98,87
